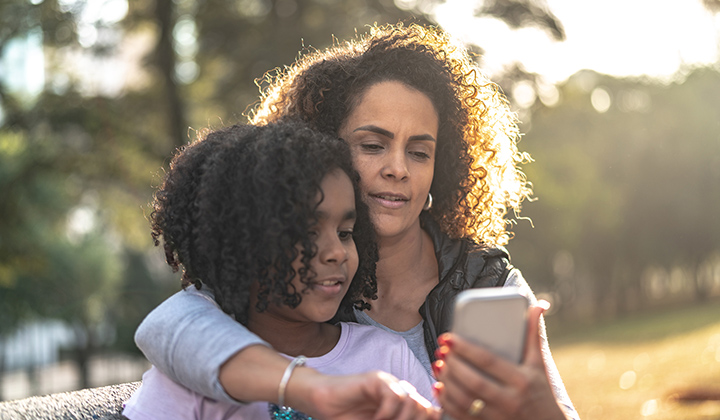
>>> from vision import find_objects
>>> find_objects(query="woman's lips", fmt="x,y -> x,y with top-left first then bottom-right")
369,192 -> 409,209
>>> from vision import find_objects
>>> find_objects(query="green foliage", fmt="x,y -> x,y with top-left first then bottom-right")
0,0 -> 433,353
509,67 -> 720,316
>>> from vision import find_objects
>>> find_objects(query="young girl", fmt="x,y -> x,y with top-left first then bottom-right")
122,120 -> 438,420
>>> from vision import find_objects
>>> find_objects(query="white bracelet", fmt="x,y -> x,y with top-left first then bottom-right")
278,355 -> 307,408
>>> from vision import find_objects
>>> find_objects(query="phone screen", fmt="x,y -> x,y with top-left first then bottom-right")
451,287 -> 529,363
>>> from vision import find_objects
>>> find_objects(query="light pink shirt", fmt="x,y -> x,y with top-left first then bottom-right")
123,322 -> 436,420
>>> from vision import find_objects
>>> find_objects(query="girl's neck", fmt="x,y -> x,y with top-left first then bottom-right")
247,312 -> 341,358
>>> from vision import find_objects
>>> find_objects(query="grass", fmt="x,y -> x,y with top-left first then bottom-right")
547,301 -> 720,420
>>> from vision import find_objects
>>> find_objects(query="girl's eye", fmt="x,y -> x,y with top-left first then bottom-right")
338,230 -> 354,241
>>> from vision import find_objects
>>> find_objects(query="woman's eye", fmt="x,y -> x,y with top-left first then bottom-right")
360,143 -> 384,152
410,150 -> 431,159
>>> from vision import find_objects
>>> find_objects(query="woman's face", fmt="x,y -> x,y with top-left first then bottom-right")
338,81 -> 439,240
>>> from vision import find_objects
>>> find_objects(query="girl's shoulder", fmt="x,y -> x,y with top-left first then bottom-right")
337,322 -> 409,347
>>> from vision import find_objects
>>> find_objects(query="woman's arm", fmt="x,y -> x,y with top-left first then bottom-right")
503,270 -> 578,417
134,287 -> 268,402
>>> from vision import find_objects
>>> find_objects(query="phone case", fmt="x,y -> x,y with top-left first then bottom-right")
451,287 -> 529,363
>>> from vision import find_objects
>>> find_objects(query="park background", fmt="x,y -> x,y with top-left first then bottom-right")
0,0 -> 719,419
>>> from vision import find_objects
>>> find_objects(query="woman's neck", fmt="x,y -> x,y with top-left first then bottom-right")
368,218 -> 439,331
247,312 -> 341,358
375,219 -> 435,286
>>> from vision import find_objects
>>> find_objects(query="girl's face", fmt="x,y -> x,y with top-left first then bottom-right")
338,81 -> 438,240
273,169 -> 359,323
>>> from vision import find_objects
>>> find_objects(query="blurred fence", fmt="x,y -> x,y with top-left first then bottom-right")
0,321 -> 148,402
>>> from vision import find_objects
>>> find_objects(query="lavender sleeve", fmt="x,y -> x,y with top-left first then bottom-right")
134,287 -> 268,403
504,269 -> 580,420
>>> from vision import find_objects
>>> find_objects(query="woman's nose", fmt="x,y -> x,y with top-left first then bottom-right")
381,149 -> 409,180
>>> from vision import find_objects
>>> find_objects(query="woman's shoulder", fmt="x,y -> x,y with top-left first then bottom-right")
420,212 -> 509,264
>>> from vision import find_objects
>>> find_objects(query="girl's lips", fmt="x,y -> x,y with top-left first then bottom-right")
311,276 -> 346,296
369,193 -> 409,209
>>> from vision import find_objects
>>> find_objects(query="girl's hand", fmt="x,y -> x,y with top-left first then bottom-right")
291,370 -> 441,420
432,304 -> 568,420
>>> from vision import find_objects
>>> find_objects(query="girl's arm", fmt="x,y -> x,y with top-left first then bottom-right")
135,288 -> 441,420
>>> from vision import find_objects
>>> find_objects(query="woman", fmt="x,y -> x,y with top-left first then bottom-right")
135,23 -> 578,419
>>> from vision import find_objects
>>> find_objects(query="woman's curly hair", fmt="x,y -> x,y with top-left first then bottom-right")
150,120 -> 378,325
250,23 -> 532,246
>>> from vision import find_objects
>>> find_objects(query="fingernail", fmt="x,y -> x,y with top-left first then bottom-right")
434,345 -> 449,361
437,333 -> 453,348
538,299 -> 551,311
432,381 -> 444,397
432,360 -> 444,378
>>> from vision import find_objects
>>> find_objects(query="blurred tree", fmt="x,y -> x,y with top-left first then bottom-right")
702,0 -> 720,13
509,67 -> 720,320
0,0 -> 164,392
475,0 -> 564,41
121,0 -> 566,149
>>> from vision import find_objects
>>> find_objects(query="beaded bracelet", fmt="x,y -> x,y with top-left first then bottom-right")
278,355 -> 308,408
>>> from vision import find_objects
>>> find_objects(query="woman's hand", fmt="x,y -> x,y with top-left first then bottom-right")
432,304 -> 568,420
291,370 -> 441,420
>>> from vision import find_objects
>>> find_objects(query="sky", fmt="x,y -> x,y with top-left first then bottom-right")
433,0 -> 720,83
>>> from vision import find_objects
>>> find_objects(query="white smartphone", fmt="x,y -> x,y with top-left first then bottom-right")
451,287 -> 529,364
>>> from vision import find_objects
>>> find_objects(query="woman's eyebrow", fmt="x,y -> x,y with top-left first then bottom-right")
408,134 -> 436,142
353,125 -> 393,138
353,125 -> 436,143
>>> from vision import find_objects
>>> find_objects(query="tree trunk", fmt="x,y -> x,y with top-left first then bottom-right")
692,261 -> 710,302
0,338 -> 4,401
155,0 -> 188,149
72,323 -> 92,390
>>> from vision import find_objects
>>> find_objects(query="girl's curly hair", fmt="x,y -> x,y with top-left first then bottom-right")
150,120 -> 378,325
250,23 -> 532,246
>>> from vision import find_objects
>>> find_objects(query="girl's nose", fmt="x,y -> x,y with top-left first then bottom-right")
319,234 -> 348,264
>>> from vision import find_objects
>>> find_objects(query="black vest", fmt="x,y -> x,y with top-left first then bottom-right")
334,212 -> 511,362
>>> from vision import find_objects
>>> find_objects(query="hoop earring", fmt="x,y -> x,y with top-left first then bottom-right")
423,193 -> 433,211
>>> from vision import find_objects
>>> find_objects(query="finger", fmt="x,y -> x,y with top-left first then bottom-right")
433,381 -> 465,420
435,381 -> 492,420
394,392 -> 427,420
371,372 -> 406,420
399,380 -> 439,420
443,333 -> 521,387
439,352 -> 508,410
522,303 -> 549,368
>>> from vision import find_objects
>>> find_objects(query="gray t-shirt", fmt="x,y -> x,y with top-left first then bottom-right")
353,309 -> 432,376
